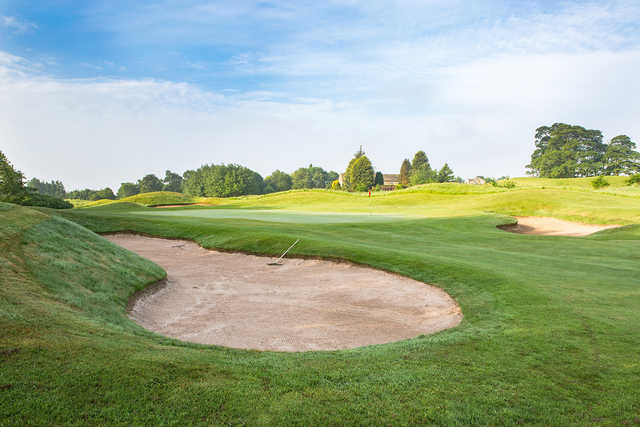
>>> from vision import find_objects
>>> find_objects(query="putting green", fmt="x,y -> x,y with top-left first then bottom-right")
132,208 -> 409,223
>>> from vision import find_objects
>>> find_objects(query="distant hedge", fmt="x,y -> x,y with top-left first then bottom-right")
0,191 -> 73,209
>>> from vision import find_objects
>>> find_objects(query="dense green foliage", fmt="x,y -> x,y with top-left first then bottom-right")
0,151 -> 72,209
117,182 -> 140,198
627,174 -> 640,186
26,178 -> 66,199
374,171 -> 384,186
342,147 -> 375,192
162,170 -> 183,193
405,151 -> 457,186
527,123 -> 640,177
0,150 -> 25,196
2,184 -> 639,424
604,135 -> 640,175
437,163 -> 455,183
399,158 -> 411,186
182,163 -> 264,197
349,156 -> 375,191
411,150 -> 430,171
66,188 -> 117,201
291,165 -> 337,190
592,176 -> 610,189
264,170 -> 293,193
138,174 -> 164,193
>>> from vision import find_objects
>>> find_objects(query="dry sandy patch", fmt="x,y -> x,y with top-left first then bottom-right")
106,234 -> 461,352
499,216 -> 620,237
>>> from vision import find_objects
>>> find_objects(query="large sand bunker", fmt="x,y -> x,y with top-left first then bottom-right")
106,234 -> 461,352
499,216 -> 620,237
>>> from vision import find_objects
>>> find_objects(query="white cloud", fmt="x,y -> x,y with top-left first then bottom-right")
1,16 -> 38,34
1,1 -> 640,190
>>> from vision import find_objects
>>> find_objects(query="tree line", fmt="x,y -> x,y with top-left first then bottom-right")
12,147 -> 461,206
527,123 -> 640,178
398,151 -> 458,187
0,151 -> 72,209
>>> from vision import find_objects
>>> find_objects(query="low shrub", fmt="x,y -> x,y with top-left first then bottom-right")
502,180 -> 516,189
626,174 -> 640,186
0,191 -> 73,209
591,176 -> 610,189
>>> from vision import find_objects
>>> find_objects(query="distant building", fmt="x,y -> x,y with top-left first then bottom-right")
383,174 -> 400,186
467,177 -> 486,185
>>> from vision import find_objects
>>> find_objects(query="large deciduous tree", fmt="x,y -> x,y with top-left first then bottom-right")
182,164 -> 264,197
138,174 -> 164,193
604,135 -> 640,176
117,182 -> 140,199
163,170 -> 183,192
264,170 -> 292,193
527,123 -> 607,177
291,165 -> 334,190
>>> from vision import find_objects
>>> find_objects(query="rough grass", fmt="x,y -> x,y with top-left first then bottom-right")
2,186 -> 640,424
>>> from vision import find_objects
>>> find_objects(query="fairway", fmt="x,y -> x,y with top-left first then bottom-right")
2,181 -> 640,424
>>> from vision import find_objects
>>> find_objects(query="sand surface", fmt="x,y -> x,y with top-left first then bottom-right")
106,234 -> 461,352
499,216 -> 620,236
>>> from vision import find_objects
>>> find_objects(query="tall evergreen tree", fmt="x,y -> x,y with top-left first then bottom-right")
411,151 -> 431,171
399,159 -> 412,186
374,171 -> 384,186
437,163 -> 455,182
350,156 -> 375,192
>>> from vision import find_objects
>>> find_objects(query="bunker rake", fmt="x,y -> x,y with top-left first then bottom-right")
268,239 -> 300,266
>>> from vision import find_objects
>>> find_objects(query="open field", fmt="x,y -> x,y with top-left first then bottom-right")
2,181 -> 640,424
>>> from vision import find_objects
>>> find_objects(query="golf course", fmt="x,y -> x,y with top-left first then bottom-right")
2,179 -> 639,424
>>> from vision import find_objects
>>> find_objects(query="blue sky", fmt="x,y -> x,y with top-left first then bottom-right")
1,1 -> 640,190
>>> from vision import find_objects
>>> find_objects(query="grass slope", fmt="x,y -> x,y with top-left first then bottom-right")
2,185 -> 640,424
68,191 -> 197,208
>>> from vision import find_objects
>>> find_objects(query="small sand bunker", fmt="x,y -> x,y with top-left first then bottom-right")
106,234 -> 461,352
499,216 -> 620,237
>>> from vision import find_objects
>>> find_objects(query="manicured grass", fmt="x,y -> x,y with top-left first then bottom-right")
68,191 -> 198,208
2,185 -> 640,424
81,182 -> 640,224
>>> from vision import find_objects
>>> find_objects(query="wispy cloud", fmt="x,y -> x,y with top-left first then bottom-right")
1,1 -> 640,190
1,15 -> 38,34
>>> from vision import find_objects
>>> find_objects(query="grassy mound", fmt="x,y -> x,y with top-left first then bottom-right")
3,185 -> 640,423
68,191 -> 198,208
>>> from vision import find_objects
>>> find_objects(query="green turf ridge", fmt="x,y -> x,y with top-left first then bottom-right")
2,184 -> 640,424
